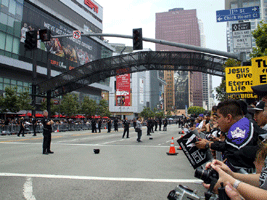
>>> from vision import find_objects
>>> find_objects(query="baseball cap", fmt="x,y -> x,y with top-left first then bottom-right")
248,101 -> 265,112
251,84 -> 267,98
199,114 -> 204,118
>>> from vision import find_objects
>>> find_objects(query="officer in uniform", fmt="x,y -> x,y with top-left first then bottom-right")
122,117 -> 130,138
42,110 -> 54,155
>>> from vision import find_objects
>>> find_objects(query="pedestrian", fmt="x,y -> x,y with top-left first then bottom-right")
159,118 -> 162,131
146,117 -> 151,136
107,118 -> 112,133
136,117 -> 143,142
163,118 -> 168,131
91,118 -> 97,133
17,117 -> 25,137
122,117 -> 130,138
98,118 -> 102,133
154,118 -> 158,131
114,117 -> 118,132
42,110 -> 54,155
32,115 -> 37,136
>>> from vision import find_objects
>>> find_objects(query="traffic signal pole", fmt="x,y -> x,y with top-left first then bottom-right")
53,33 -> 243,61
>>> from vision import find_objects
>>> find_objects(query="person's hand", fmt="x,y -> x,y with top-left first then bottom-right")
225,181 -> 244,200
205,159 -> 234,177
195,138 -> 209,149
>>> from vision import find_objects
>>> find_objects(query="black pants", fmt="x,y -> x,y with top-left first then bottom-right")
122,128 -> 129,138
137,130 -> 142,141
33,125 -> 36,135
18,127 -> 24,136
98,125 -> 101,133
43,132 -> 51,153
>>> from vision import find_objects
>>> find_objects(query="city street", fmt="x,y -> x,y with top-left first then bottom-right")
0,124 -> 205,200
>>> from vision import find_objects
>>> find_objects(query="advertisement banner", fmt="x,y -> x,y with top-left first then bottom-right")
139,78 -> 144,104
116,74 -> 131,106
20,2 -> 101,70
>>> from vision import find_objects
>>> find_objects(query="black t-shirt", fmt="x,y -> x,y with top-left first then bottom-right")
42,117 -> 52,131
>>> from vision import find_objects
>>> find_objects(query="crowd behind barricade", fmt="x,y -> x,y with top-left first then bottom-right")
0,116 -> 176,136
176,84 -> 267,199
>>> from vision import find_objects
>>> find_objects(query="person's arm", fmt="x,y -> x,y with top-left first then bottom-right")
232,172 -> 260,187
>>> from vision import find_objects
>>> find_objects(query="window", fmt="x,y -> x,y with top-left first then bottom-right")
9,0 -> 16,15
12,37 -> 19,54
0,12 -> 8,32
5,34 -> 13,52
0,31 -> 6,50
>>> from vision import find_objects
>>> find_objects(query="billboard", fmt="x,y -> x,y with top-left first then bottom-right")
20,2 -> 101,70
116,74 -> 131,106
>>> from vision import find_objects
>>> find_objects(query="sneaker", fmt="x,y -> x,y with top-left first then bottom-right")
47,151 -> 54,154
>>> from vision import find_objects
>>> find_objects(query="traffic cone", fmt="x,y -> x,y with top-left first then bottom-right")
166,137 -> 178,155
177,135 -> 183,150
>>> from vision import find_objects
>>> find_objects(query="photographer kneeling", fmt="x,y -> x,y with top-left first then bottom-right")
203,140 -> 267,200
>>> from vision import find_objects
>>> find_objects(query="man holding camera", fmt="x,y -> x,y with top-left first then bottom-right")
196,99 -> 263,171
42,110 -> 54,155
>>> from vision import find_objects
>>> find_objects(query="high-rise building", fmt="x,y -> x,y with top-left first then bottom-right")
0,0 -> 113,113
199,19 -> 213,110
108,44 -> 165,119
156,8 -> 203,110
225,0 -> 266,59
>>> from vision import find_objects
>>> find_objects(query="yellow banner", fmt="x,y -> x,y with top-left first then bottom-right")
251,56 -> 267,86
225,66 -> 253,93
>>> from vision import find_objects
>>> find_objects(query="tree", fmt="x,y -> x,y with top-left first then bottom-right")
215,58 -> 241,101
187,106 -> 205,116
140,107 -> 154,119
18,88 -> 33,113
41,99 -> 58,115
60,93 -> 80,117
250,21 -> 267,58
0,87 -> 20,114
97,99 -> 111,117
81,96 -> 97,117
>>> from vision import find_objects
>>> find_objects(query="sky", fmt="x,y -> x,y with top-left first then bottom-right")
98,0 -> 227,91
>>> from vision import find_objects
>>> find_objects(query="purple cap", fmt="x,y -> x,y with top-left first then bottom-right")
199,114 -> 204,118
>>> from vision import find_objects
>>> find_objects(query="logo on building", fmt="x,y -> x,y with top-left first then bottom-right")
84,0 -> 98,13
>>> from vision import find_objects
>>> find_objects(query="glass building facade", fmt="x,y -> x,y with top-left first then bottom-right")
0,0 -> 113,103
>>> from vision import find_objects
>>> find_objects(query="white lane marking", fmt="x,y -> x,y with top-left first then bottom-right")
23,177 -> 36,200
1,173 -> 202,184
0,142 -> 170,148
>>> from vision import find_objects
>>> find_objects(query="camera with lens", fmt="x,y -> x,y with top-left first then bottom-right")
194,167 -> 219,184
167,184 -> 200,200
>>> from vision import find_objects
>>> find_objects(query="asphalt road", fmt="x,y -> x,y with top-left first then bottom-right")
0,124 -> 206,200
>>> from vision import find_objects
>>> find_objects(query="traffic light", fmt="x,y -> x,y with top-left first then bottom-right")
39,29 -> 51,42
24,30 -> 37,50
133,28 -> 143,50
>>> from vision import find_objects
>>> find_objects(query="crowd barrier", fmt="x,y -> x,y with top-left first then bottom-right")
0,121 -> 174,135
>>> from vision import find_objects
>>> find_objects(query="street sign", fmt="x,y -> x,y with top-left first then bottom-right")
216,6 -> 260,22
232,22 -> 252,50
73,30 -> 81,39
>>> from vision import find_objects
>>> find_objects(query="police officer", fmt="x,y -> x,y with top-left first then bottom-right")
122,117 -> 130,138
32,115 -> 37,136
42,110 -> 54,155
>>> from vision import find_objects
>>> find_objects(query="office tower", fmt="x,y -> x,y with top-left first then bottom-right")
156,8 -> 203,110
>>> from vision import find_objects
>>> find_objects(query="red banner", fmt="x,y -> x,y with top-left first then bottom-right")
116,74 -> 131,106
